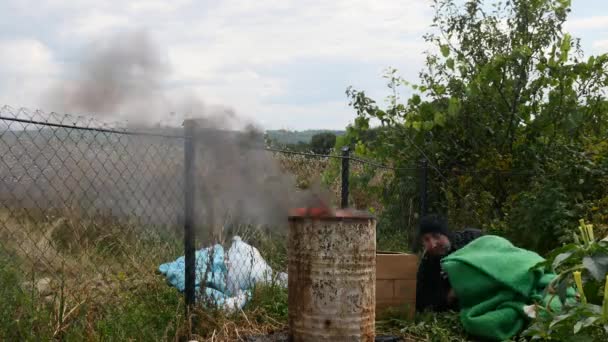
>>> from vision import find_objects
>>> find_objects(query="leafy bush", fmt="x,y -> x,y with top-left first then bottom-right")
377,310 -> 470,342
338,0 -> 608,254
524,219 -> 608,340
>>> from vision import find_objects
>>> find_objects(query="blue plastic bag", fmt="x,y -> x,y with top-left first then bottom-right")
158,244 -> 227,293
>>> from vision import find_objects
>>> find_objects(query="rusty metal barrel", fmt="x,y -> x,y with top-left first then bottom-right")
288,208 -> 376,342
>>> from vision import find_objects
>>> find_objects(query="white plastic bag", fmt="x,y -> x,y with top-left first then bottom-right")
226,236 -> 275,295
221,289 -> 251,313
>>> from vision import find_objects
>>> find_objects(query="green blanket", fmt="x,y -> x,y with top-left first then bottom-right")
441,235 -> 574,341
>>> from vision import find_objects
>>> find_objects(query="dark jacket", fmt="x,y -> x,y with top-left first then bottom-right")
415,228 -> 483,312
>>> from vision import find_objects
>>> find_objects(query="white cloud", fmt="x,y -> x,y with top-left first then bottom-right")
57,11 -> 132,40
592,39 -> 608,52
566,15 -> 608,30
167,69 -> 287,106
1,0 -> 607,131
0,39 -> 58,76
185,0 -> 431,63
163,0 -> 432,122
240,101 -> 355,131
1,0 -> 433,129
127,0 -> 192,13
0,39 -> 59,107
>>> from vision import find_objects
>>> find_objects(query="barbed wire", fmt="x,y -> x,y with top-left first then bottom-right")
264,147 -> 549,176
264,147 -> 419,171
0,115 -> 187,139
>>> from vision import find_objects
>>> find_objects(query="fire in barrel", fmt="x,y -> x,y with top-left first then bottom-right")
287,207 -> 376,342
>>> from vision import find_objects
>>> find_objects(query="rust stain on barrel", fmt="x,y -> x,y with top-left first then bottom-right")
288,209 -> 376,342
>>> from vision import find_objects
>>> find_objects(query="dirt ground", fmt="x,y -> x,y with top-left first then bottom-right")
243,332 -> 402,342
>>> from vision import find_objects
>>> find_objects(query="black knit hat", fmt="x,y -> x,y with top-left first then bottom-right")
418,214 -> 449,237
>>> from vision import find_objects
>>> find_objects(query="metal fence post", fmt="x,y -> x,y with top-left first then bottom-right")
419,158 -> 428,217
341,146 -> 350,208
183,120 -> 196,313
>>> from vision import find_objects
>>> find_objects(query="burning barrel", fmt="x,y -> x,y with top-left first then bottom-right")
288,207 -> 376,342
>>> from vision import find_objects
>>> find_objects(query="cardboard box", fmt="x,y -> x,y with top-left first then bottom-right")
376,251 -> 418,319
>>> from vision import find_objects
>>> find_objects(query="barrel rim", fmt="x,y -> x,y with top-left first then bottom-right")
287,216 -> 375,222
288,208 -> 375,221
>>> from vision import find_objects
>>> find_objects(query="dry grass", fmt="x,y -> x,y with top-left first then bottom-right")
272,151 -> 391,212
0,206 -> 185,340
186,306 -> 286,342
0,153 -> 412,341
0,203 -> 292,341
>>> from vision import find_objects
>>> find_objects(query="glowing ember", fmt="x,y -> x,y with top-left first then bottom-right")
288,206 -> 374,219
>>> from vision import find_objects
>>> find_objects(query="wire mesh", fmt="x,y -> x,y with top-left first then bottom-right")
0,104 -> 501,339
184,125 -> 293,318
0,106 -> 186,340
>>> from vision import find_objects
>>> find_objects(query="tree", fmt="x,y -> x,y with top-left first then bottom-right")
343,0 -> 608,252
310,132 -> 337,154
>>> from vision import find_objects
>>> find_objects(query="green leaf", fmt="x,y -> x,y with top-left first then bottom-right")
557,277 -> 570,304
422,121 -> 435,131
434,112 -> 447,127
591,254 -> 608,267
432,84 -> 446,95
447,97 -> 460,117
587,303 -> 603,315
583,281 -> 602,304
545,244 -> 579,264
574,320 -> 583,334
537,63 -> 547,72
411,94 -> 421,105
581,316 -> 599,328
440,44 -> 450,57
588,55 -> 595,65
583,256 -> 608,281
550,312 -> 574,328
446,58 -> 455,70
560,33 -> 572,62
552,252 -> 573,270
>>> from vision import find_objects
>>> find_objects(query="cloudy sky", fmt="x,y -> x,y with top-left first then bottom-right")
0,0 -> 606,130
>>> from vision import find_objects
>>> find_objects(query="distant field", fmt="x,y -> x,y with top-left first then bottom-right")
0,127 -> 185,226
265,129 -> 345,145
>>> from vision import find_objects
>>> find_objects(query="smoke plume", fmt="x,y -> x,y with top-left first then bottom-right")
40,29 -> 325,238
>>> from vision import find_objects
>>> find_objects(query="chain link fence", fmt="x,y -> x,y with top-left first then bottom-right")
0,106 -> 191,339
0,105 -> 423,340
0,105 -> 310,340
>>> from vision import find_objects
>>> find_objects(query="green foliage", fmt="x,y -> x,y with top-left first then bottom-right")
310,132 -> 337,154
245,283 -> 289,323
524,220 -> 608,340
0,248 -> 183,341
377,311 -> 471,342
93,285 -> 183,340
341,0 -> 608,252
264,129 -> 344,148
502,182 -> 576,255
320,123 -> 417,249
0,261 -> 55,340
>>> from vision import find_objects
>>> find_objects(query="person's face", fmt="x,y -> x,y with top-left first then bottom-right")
422,233 -> 451,256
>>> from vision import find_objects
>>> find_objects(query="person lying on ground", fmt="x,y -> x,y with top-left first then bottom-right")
440,235 -> 577,341
414,214 -> 483,312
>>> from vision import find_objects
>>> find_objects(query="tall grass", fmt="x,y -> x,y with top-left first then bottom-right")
0,153 -> 433,341
0,207 -> 187,340
0,205 -> 294,341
